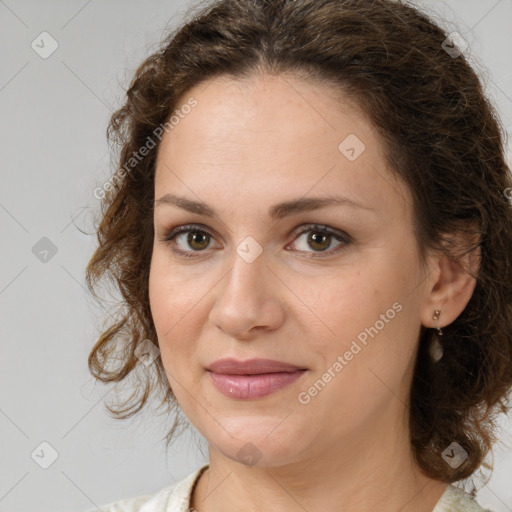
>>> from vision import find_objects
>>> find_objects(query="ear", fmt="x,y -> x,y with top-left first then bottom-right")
420,232 -> 481,329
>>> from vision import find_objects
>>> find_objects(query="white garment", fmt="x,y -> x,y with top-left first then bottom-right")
92,464 -> 492,512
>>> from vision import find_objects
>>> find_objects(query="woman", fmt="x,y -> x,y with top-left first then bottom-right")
85,0 -> 512,510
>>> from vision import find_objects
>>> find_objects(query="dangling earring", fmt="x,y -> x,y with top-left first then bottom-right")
428,309 -> 444,362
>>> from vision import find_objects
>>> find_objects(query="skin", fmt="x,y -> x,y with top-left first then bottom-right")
148,72 -> 479,512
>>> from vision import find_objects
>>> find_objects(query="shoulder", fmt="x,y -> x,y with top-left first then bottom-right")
87,465 -> 209,512
433,484 -> 494,512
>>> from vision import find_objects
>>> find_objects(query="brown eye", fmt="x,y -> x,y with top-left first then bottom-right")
159,223 -> 351,260
185,231 -> 211,251
307,231 -> 334,252
289,224 -> 351,257
158,224 -> 220,258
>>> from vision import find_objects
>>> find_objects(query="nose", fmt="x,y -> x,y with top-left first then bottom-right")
208,246 -> 286,340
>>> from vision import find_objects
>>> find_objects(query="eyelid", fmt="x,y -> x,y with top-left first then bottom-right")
287,223 -> 351,255
158,222 -> 351,258
158,223 -> 222,257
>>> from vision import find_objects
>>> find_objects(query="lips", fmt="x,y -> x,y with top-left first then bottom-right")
206,358 -> 307,399
206,358 -> 306,375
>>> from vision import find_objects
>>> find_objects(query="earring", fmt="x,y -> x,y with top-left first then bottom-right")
428,309 -> 444,362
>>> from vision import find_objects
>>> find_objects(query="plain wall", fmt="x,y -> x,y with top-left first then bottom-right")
1,0 -> 511,510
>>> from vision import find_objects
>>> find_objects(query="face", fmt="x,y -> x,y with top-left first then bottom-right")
149,72 -> 431,468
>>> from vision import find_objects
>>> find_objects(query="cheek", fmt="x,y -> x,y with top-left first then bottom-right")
322,279 -> 417,413
148,259 -> 206,411
305,260 -> 414,377
301,268 -> 387,346
148,253 -> 204,366
149,249 -> 202,329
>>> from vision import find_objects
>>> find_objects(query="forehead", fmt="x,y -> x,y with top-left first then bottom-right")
158,72 -> 365,157
154,72 -> 411,221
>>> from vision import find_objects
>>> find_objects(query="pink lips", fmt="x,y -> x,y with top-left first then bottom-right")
206,358 -> 307,400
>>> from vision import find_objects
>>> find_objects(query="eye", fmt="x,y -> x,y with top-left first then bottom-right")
158,224 -> 219,258
287,223 -> 351,258
158,223 -> 351,259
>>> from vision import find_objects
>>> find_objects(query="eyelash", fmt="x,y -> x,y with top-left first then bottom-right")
158,223 -> 352,259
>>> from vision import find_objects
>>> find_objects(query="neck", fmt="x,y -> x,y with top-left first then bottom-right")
191,404 -> 448,512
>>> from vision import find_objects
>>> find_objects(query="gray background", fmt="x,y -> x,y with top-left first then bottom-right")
0,0 -> 511,511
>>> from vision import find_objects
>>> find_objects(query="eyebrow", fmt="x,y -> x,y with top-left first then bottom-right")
154,193 -> 374,220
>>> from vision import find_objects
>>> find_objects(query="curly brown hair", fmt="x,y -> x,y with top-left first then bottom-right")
85,0 -> 512,486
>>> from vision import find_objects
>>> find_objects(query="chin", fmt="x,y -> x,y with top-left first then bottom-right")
205,417 -> 308,468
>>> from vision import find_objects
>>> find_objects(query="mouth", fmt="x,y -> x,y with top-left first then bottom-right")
206,358 -> 307,399
206,357 -> 307,375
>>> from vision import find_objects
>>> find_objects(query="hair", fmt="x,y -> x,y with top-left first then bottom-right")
85,0 -> 512,488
